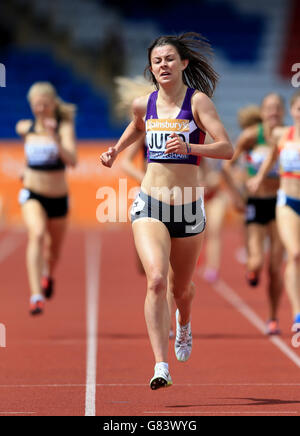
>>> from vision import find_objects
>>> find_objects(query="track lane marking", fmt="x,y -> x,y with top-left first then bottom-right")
1,383 -> 300,388
211,279 -> 300,368
0,230 -> 24,264
85,232 -> 101,417
0,412 -> 36,415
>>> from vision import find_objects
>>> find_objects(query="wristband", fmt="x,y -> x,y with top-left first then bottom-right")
185,142 -> 191,154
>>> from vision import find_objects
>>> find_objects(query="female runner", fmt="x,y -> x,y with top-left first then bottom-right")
116,76 -> 176,338
101,33 -> 233,390
233,105 -> 265,266
16,82 -> 77,315
248,90 -> 300,329
223,94 -> 285,335
117,78 -> 228,285
200,156 -> 229,283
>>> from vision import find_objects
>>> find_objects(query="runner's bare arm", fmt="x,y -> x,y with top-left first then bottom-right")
121,137 -> 146,183
222,125 -> 257,195
15,120 -> 33,137
193,93 -> 233,159
165,93 -> 233,159
101,95 -> 148,168
114,96 -> 147,154
57,121 -> 77,167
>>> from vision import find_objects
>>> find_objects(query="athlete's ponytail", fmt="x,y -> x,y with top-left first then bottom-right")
114,76 -> 154,119
145,32 -> 219,97
238,105 -> 262,129
27,82 -> 77,122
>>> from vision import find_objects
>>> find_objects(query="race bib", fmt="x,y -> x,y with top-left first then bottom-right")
146,118 -> 189,160
248,147 -> 279,177
280,142 -> 300,173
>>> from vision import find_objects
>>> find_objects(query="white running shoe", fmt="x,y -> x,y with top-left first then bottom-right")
150,364 -> 173,390
175,309 -> 192,362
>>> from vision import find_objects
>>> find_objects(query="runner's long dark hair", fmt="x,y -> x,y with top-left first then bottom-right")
145,32 -> 219,98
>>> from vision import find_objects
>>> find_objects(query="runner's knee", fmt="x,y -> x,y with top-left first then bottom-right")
172,281 -> 195,301
28,227 -> 45,244
147,271 -> 168,297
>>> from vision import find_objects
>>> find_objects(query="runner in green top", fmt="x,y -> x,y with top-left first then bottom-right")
223,94 -> 285,335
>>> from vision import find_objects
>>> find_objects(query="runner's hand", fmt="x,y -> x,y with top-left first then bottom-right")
165,133 -> 189,155
247,175 -> 263,195
100,147 -> 118,168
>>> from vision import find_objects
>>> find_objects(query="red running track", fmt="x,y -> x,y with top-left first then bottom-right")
0,225 -> 299,416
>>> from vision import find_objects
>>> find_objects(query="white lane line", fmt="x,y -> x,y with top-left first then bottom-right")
1,383 -> 300,388
0,231 -> 24,264
0,385 -> 87,388
212,279 -> 300,369
0,412 -> 36,415
85,232 -> 101,417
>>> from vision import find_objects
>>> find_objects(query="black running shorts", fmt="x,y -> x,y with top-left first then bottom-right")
131,190 -> 206,238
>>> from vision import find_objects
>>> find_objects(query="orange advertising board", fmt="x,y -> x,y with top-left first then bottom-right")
0,141 -> 142,227
0,141 -> 241,229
